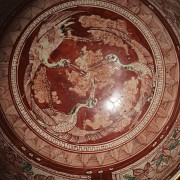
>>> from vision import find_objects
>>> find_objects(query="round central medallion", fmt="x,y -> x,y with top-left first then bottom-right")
10,1 -> 164,154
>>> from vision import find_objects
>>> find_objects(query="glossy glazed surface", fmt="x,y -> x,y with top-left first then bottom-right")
0,0 -> 179,179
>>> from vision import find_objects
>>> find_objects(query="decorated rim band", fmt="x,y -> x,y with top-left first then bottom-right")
10,0 -> 165,152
